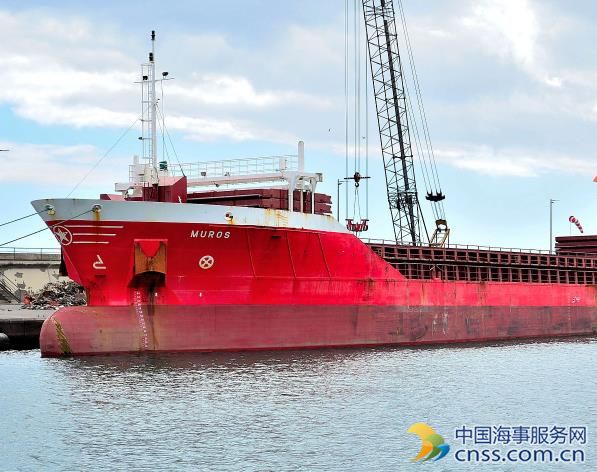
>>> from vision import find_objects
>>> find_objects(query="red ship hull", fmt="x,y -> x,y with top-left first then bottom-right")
41,303 -> 596,356
32,199 -> 597,357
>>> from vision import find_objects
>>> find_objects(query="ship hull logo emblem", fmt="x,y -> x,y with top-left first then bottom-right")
93,254 -> 106,270
52,225 -> 73,246
199,255 -> 215,270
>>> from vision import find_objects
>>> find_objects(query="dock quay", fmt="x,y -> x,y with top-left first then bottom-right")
0,306 -> 53,350
0,247 -> 63,303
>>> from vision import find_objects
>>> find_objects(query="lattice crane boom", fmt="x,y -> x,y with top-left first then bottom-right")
362,0 -> 423,245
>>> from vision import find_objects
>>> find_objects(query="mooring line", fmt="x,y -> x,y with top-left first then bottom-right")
0,208 -> 93,247
0,208 -> 51,228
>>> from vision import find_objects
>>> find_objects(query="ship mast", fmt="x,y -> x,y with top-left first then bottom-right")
140,30 -> 159,184
150,30 -> 158,176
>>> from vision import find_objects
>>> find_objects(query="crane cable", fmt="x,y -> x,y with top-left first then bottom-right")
364,1 -> 369,220
397,0 -> 441,191
403,79 -> 440,222
345,0 -> 370,226
357,0 -> 370,222
396,0 -> 445,220
396,1 -> 442,220
353,0 -> 363,222
344,0 -> 350,221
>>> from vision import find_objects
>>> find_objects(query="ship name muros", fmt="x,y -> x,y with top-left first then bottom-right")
190,229 -> 231,239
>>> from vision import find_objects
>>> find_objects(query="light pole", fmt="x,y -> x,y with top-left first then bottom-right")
549,198 -> 558,253
337,179 -> 344,221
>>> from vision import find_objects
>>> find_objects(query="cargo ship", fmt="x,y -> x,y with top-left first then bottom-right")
33,172 -> 597,357
33,15 -> 597,356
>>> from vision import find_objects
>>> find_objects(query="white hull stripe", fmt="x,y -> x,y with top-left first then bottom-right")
72,233 -> 117,236
32,198 -> 350,234
72,241 -> 110,244
65,225 -> 124,229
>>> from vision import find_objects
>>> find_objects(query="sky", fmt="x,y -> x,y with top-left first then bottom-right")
1,0 -> 597,250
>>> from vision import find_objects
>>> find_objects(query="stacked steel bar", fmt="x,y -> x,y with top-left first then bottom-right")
186,189 -> 332,215
555,235 -> 597,255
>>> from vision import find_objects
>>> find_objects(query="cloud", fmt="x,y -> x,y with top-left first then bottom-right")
2,2 -> 597,183
165,114 -> 296,143
0,9 -> 330,143
463,0 -> 538,67
434,144 -> 597,177
0,141 -> 125,186
168,75 -> 333,109
460,0 -> 562,87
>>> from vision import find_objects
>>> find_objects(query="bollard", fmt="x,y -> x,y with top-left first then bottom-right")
0,333 -> 10,350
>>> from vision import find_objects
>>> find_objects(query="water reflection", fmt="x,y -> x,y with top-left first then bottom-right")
2,337 -> 595,471
53,334 -> 597,373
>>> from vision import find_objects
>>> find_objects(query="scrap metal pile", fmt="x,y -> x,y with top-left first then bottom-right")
23,281 -> 86,310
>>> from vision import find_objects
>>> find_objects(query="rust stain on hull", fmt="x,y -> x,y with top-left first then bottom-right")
53,318 -> 72,356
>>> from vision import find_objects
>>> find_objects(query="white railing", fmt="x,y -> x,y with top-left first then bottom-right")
170,154 -> 298,180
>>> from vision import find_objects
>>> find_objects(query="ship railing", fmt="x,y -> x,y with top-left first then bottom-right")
125,155 -> 299,187
170,154 -> 299,180
0,247 -> 61,261
361,238 -> 553,255
390,261 -> 597,285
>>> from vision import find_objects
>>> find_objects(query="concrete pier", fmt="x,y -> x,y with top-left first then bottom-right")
0,306 -> 53,349
0,247 -> 64,302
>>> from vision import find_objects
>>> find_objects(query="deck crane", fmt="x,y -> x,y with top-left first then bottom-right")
361,0 -> 448,246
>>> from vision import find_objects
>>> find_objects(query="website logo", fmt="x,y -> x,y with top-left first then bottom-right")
408,422 -> 450,462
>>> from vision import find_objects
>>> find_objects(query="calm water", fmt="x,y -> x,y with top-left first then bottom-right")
1,338 -> 595,471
